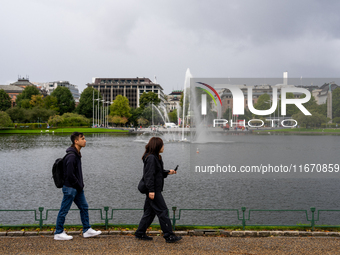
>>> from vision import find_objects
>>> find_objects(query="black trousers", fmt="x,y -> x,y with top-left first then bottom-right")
135,192 -> 174,238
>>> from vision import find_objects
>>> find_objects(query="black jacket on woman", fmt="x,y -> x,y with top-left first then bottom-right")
143,154 -> 168,192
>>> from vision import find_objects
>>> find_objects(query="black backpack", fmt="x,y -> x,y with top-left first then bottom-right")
52,152 -> 73,188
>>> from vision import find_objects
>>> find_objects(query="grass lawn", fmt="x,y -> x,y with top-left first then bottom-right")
0,127 -> 129,134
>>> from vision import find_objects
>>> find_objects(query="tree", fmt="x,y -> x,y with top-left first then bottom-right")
0,89 -> 12,111
168,109 -> 177,123
21,99 -> 31,109
30,95 -> 44,108
6,107 -> 28,123
292,110 -> 328,128
16,85 -> 40,107
139,92 -> 161,109
110,95 -> 132,118
0,111 -> 13,127
51,86 -> 75,114
331,87 -> 340,118
43,95 -> 59,111
76,87 -> 102,118
128,107 -> 143,126
61,113 -> 90,126
48,115 -> 64,127
109,115 -> 128,126
29,107 -> 56,122
137,117 -> 149,126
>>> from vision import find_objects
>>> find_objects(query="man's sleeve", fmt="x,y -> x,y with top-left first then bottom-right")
144,156 -> 156,192
64,156 -> 82,191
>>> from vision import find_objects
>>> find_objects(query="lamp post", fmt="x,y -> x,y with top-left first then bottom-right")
106,101 -> 110,127
94,99 -> 100,127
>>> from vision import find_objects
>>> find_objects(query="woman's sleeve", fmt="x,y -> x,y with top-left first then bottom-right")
144,156 -> 156,192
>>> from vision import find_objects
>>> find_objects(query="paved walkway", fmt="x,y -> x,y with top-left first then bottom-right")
1,235 -> 340,254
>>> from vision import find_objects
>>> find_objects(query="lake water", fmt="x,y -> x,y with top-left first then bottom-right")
1,132 -> 340,226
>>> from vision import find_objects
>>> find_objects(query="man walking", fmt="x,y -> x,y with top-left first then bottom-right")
54,132 -> 101,240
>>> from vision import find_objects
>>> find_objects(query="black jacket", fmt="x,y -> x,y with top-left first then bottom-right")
143,154 -> 168,192
63,146 -> 84,192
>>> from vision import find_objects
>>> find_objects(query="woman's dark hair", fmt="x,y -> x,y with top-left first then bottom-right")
143,137 -> 164,160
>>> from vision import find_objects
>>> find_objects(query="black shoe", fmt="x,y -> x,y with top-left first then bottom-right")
165,235 -> 182,243
135,234 -> 153,241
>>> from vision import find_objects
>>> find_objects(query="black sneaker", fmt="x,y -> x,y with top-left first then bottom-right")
135,234 -> 153,241
165,235 -> 182,243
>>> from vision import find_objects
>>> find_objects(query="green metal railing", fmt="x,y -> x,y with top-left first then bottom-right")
1,206 -> 340,231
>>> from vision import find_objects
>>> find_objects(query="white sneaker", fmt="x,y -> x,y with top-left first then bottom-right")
83,228 -> 102,238
54,231 -> 73,240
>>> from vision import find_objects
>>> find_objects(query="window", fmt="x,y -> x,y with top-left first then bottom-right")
154,90 -> 158,93
146,86 -> 152,89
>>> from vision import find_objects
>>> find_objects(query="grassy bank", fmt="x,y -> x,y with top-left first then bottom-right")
0,127 -> 129,134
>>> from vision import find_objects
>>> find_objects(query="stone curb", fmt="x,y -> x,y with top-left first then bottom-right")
1,230 -> 340,237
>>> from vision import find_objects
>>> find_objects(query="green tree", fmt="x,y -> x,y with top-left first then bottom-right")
20,99 -> 31,109
168,109 -> 177,123
331,87 -> 340,118
0,111 -> 13,127
43,95 -> 59,111
292,110 -> 328,128
76,87 -> 102,118
51,86 -> 75,114
16,85 -> 40,107
0,89 -> 12,111
48,115 -> 64,127
110,95 -> 132,118
29,107 -> 56,122
6,107 -> 28,123
139,92 -> 161,109
128,107 -> 143,126
62,113 -> 90,126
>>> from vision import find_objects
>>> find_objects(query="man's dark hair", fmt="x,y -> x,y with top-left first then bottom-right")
71,132 -> 84,146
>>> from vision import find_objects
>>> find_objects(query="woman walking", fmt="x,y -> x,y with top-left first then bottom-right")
135,137 -> 182,243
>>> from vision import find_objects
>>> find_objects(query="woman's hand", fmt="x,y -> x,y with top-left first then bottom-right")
169,169 -> 177,175
149,192 -> 155,200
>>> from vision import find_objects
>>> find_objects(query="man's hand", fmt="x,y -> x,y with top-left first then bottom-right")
169,169 -> 177,175
149,192 -> 155,200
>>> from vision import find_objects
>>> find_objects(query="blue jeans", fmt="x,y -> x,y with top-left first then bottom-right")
55,186 -> 90,234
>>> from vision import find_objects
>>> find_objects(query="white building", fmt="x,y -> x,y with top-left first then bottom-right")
41,81 -> 80,102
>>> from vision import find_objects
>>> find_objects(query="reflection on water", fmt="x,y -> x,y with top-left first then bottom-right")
0,133 -> 340,226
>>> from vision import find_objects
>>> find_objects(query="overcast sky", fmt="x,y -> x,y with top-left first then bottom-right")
1,0 -> 340,94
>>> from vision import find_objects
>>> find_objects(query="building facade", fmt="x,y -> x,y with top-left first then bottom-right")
86,77 -> 165,108
0,85 -> 24,107
40,81 -> 80,102
165,90 -> 182,112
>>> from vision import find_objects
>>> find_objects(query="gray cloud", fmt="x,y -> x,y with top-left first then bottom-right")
0,0 -> 339,93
